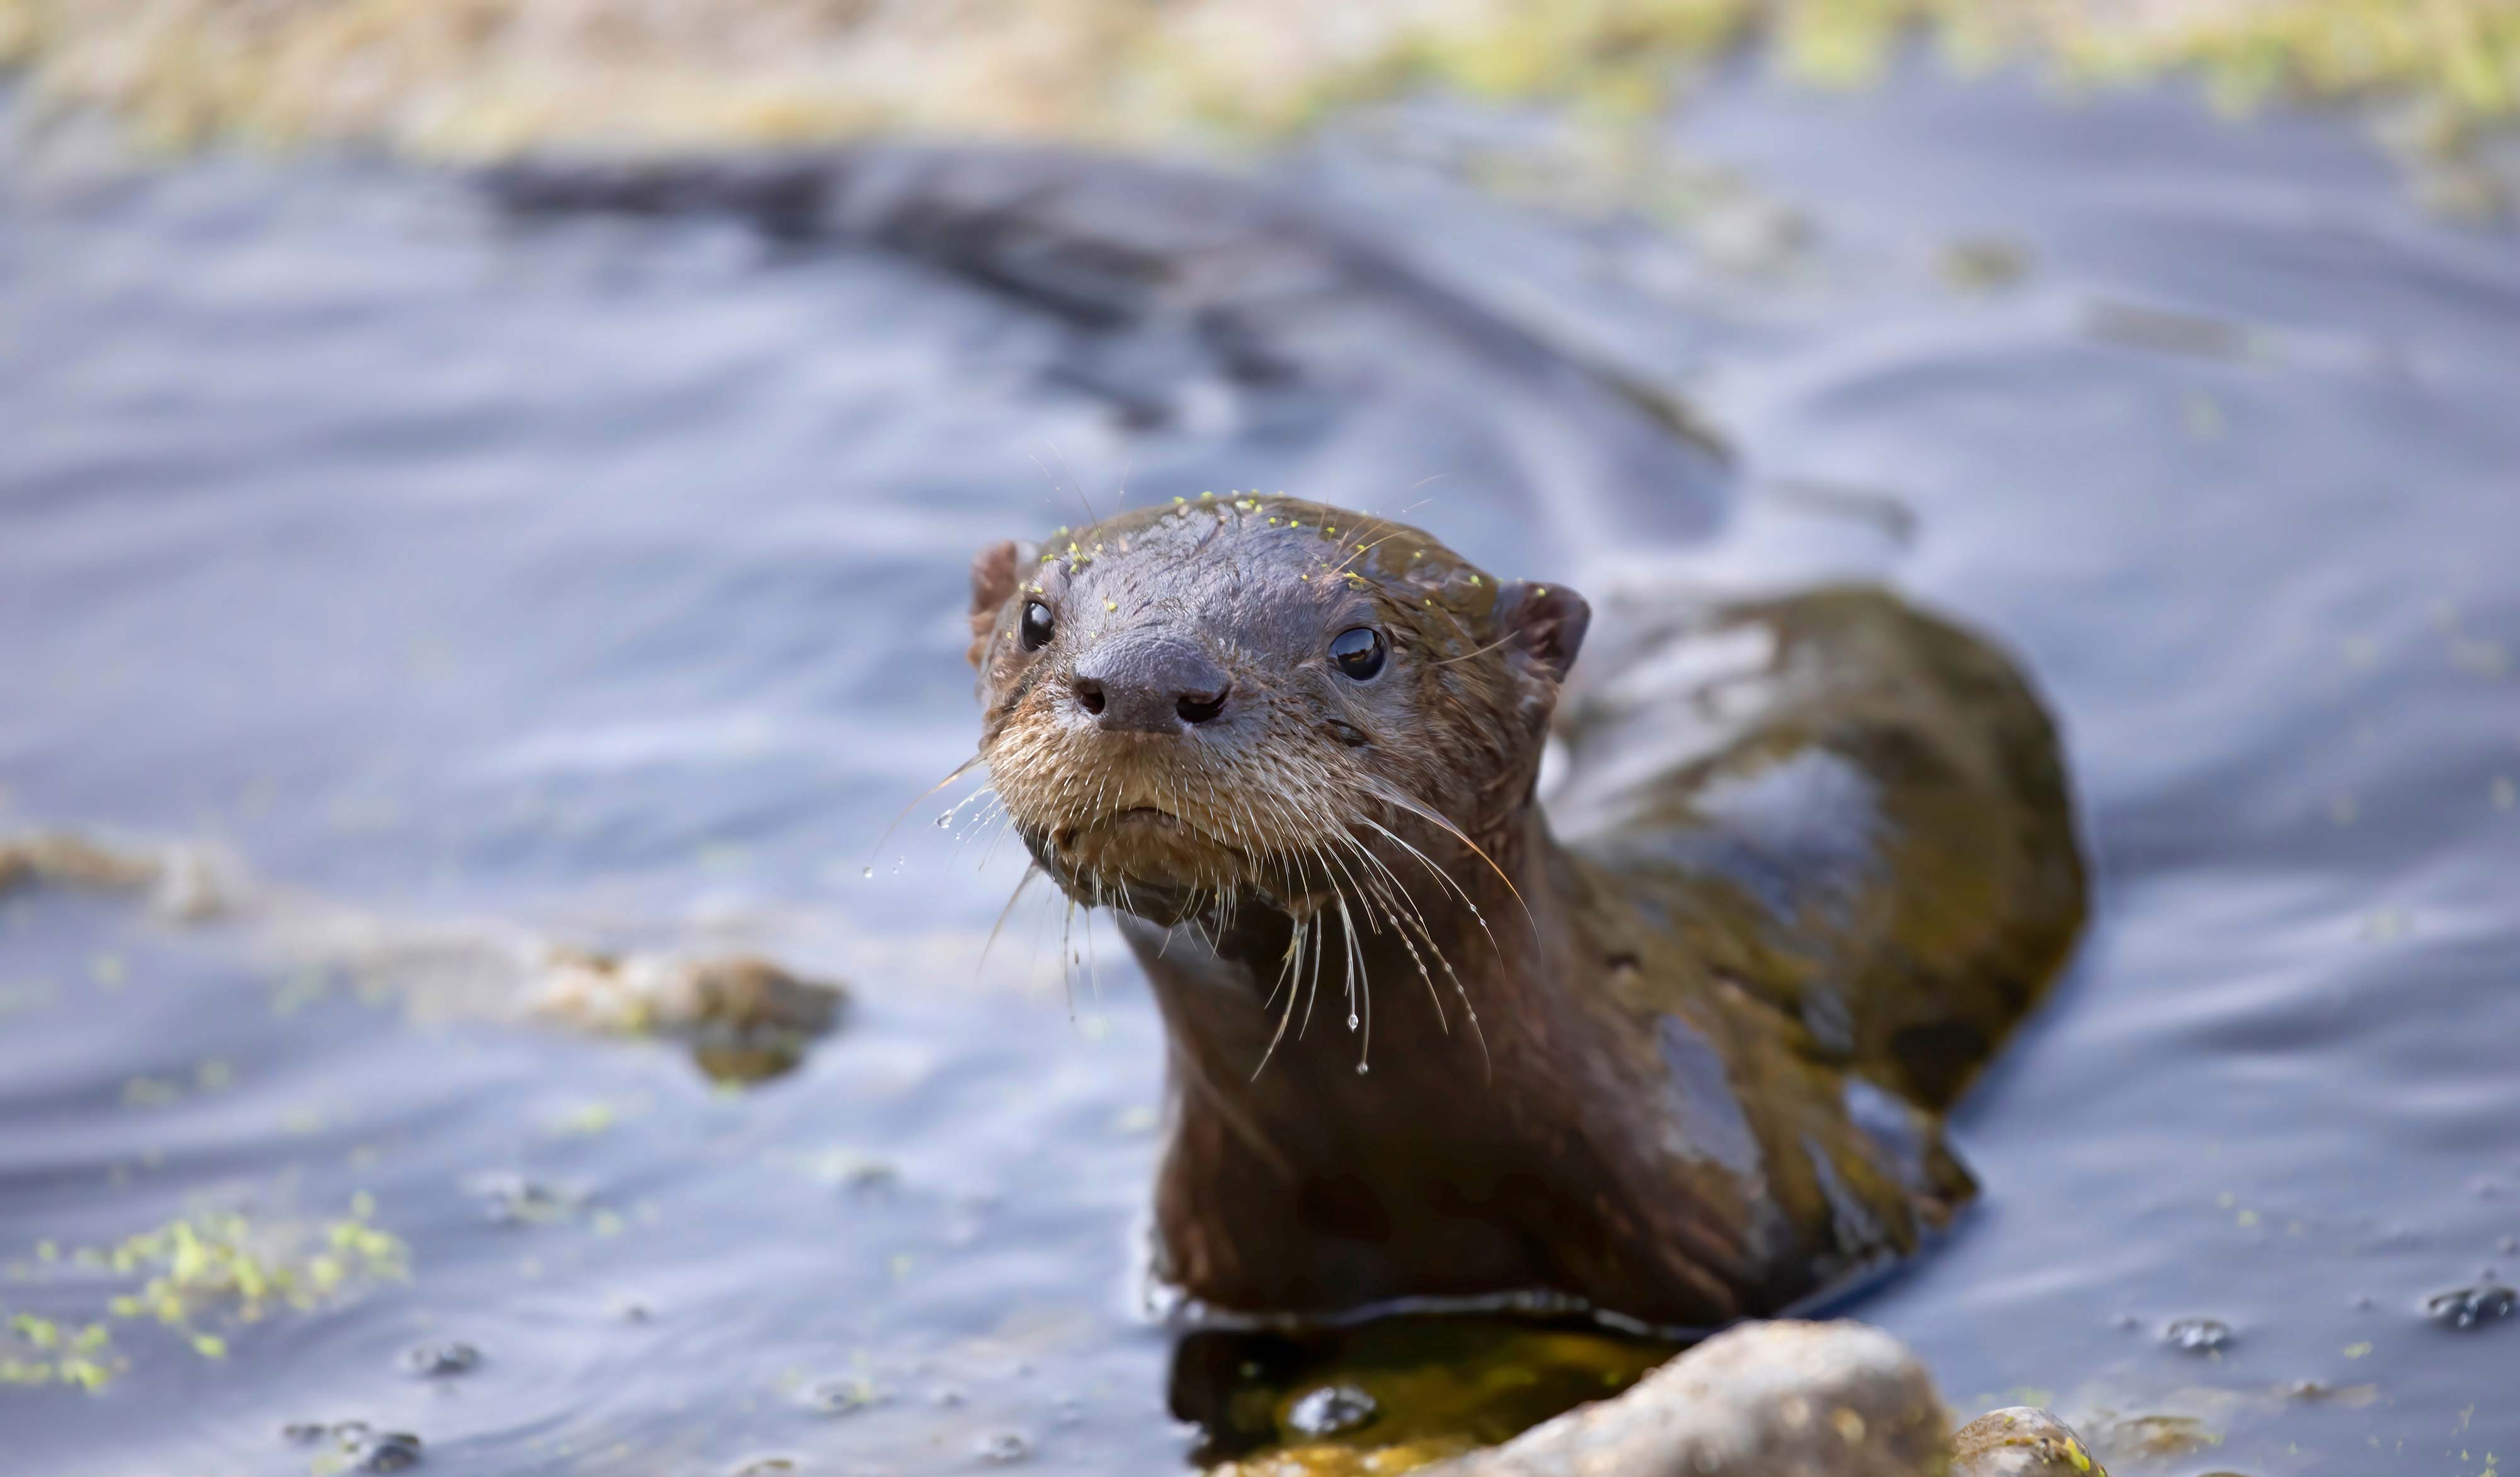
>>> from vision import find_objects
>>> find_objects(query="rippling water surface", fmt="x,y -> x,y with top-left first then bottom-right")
4,63 -> 2518,1476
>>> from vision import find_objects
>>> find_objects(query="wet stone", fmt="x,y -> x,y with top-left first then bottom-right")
2424,1284 -> 2517,1330
400,1340 -> 481,1377
1417,1320 -> 1947,1476
467,1172 -> 583,1226
349,1430 -> 425,1473
2163,1316 -> 2233,1353
804,1376 -> 883,1415
1953,1406 -> 2110,1476
1286,1383 -> 1378,1438
975,1430 -> 1031,1464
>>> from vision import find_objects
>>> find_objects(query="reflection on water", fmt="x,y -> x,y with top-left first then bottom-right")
5,61 -> 2520,1476
1175,1318 -> 1678,1473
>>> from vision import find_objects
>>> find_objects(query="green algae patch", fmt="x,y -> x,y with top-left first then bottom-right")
3,1199 -> 408,1391
1,1313 -> 120,1390
101,1206 -> 410,1324
1186,1314 -> 1681,1474
0,1 -> 2514,161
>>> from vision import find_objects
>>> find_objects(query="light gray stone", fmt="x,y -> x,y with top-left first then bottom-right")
1422,1320 -> 1954,1476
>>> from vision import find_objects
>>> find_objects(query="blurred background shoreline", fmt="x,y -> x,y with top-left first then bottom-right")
2,0 -> 2516,217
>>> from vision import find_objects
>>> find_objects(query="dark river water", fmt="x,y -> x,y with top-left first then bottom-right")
4,60 -> 2518,1477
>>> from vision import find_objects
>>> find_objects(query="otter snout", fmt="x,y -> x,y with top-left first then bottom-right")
1071,633 -> 1231,733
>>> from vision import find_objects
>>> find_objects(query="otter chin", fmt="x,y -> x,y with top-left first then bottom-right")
966,494 -> 2085,1333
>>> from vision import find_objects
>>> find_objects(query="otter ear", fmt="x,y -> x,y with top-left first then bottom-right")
1494,580 -> 1589,685
967,539 -> 1029,666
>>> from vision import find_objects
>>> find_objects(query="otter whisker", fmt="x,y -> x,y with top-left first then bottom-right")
1353,815 -> 1506,965
1327,829 -> 1440,1022
1251,911 -> 1309,1080
1357,778 -> 1539,939
1429,631 -> 1521,666
1330,886 -> 1373,1073
1058,893 -> 1079,1024
1332,841 -> 1448,1033
980,863 -> 1046,976
864,751 -> 989,866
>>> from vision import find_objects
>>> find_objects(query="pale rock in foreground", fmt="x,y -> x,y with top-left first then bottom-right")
1423,1320 -> 1952,1477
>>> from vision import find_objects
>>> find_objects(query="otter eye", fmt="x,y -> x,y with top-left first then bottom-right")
1020,600 -> 1055,651
1330,626 -> 1386,681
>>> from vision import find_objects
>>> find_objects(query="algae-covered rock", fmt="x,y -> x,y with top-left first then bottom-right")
1421,1320 -> 1952,1477
0,830 -> 235,920
532,947 -> 847,1083
1954,1406 -> 2108,1476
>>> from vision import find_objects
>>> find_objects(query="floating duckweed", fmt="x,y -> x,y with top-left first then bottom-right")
3,1312 -> 126,1389
121,1076 -> 181,1107
548,1100 -> 621,1136
19,1202 -> 418,1377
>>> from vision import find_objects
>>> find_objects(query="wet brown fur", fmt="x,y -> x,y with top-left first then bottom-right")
968,494 -> 2085,1332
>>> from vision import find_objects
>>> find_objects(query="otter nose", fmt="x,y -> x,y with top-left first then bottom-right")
1071,635 -> 1231,733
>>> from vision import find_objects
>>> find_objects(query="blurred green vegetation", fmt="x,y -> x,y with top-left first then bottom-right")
0,1 -> 2512,158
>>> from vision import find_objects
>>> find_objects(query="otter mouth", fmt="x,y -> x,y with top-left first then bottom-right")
1053,806 -> 1198,847
1028,806 -> 1263,915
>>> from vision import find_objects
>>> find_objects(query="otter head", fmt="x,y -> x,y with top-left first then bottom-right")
968,495 -> 1586,924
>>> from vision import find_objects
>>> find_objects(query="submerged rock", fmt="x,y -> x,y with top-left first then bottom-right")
1419,1320 -> 1950,1476
1953,1407 -> 2109,1476
0,830 -> 237,920
282,1422 -> 423,1472
1,828 -> 842,1081
2163,1316 -> 2233,1354
399,1341 -> 481,1377
2424,1283 -> 2516,1330
974,1430 -> 1031,1464
350,1430 -> 426,1473
1285,1384 -> 1378,1439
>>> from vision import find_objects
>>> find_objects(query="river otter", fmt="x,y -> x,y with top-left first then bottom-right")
968,493 -> 2083,1333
